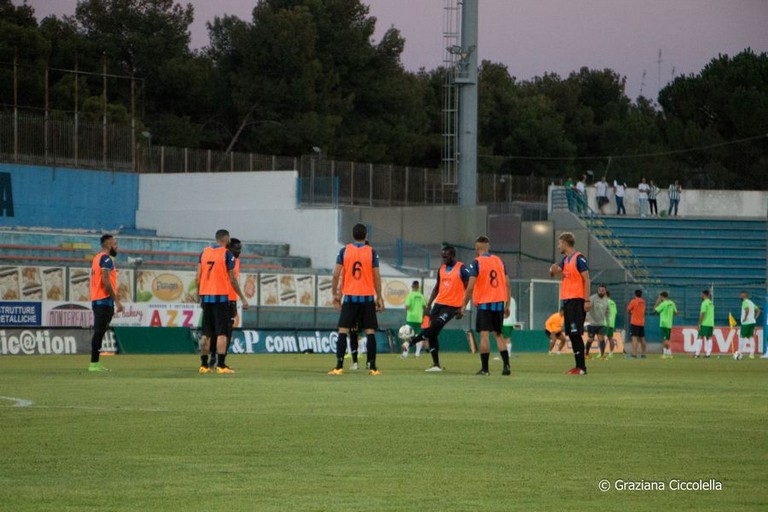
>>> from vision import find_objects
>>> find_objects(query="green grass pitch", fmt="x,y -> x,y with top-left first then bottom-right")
2,353 -> 766,511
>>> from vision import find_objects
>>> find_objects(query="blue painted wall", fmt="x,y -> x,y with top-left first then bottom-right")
0,164 -> 137,230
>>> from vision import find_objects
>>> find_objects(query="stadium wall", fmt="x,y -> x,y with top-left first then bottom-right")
135,171 -> 339,267
0,163 -> 138,230
579,187 -> 768,217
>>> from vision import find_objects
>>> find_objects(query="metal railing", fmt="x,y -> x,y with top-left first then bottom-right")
0,109 -> 550,205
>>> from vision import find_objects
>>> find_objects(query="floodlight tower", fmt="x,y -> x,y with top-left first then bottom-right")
443,0 -> 478,206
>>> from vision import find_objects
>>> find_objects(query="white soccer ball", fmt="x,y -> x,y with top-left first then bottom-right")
398,324 -> 415,341
732,352 -> 743,361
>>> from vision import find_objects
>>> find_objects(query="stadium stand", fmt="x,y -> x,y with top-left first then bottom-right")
0,229 -> 312,271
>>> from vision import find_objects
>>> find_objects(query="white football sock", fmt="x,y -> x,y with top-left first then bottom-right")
415,342 -> 422,356
704,338 -> 712,356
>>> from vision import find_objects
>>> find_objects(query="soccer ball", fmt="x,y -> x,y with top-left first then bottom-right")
398,324 -> 415,341
732,352 -> 743,361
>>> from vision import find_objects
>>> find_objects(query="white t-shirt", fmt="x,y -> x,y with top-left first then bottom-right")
742,298 -> 757,324
595,181 -> 608,197
638,183 -> 650,199
614,182 -> 626,197
576,181 -> 586,194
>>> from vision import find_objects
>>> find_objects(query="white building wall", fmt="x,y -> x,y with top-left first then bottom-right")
136,171 -> 340,267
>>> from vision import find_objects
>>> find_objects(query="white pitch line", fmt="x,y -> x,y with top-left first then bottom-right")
0,396 -> 35,408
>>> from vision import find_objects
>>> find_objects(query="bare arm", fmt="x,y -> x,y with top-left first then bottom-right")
331,263 -> 343,311
460,276 -> 477,316
228,269 -> 248,309
373,267 -> 384,311
101,269 -> 123,312
581,270 -> 591,311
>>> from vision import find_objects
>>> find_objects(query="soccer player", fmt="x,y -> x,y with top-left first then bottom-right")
197,229 -> 249,374
738,291 -> 761,359
545,309 -> 566,355
88,234 -> 124,372
549,232 -> 591,375
210,238 -> 242,370
604,290 -> 618,358
694,289 -> 715,358
627,289 -> 647,358
585,284 -> 610,359
461,237 -> 510,376
401,280 -> 427,358
654,291 -> 678,359
402,245 -> 470,372
329,224 -> 384,376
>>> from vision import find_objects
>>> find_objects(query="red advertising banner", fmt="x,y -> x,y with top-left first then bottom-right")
670,326 -> 764,355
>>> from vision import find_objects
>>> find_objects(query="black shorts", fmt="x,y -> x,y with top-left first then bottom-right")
202,302 -> 231,337
475,309 -> 503,334
430,304 -> 460,329
338,301 -> 378,330
562,299 -> 586,336
226,301 -> 237,337
587,325 -> 605,337
630,324 -> 645,338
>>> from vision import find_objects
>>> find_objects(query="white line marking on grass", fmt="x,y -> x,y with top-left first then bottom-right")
0,396 -> 34,407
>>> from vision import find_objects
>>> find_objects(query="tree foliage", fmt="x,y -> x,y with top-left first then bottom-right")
1,0 -> 765,188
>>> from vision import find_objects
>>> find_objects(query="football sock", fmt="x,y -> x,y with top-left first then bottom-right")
500,350 -> 510,367
694,339 -> 702,356
585,340 -> 592,355
415,342 -> 422,356
201,355 -> 209,367
431,349 -> 440,367
480,352 -> 490,372
599,340 -> 606,355
366,333 -> 377,370
350,334 -> 359,363
217,354 -> 227,367
335,333 -> 348,369
570,334 -> 586,370
506,342 -> 512,353
704,338 -> 712,356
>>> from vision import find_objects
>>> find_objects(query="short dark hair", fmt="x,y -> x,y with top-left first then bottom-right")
100,234 -> 113,246
559,232 -> 575,247
228,238 -> 242,248
635,289 -> 643,297
411,280 -> 419,287
660,291 -> 669,298
442,245 -> 456,257
215,229 -> 230,241
352,223 -> 367,241
475,236 -> 490,244
702,289 -> 710,297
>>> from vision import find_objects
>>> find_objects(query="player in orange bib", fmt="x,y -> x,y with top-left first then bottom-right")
401,245 -> 470,372
549,232 -> 591,375
209,238 -> 242,370
88,234 -> 124,372
197,229 -> 249,374
328,224 -> 384,376
461,236 -> 511,376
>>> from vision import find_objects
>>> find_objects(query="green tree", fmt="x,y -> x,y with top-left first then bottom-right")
659,50 -> 768,188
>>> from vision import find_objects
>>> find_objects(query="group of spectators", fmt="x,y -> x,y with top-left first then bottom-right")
565,174 -> 683,217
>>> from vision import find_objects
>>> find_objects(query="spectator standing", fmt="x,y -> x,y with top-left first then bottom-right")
575,174 -> 587,214
637,178 -> 650,217
595,176 -> 609,214
614,177 -> 627,215
564,176 -> 575,211
668,180 -> 682,216
648,180 -> 660,216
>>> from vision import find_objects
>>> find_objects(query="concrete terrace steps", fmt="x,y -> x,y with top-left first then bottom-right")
0,229 -> 312,270
591,216 -> 767,287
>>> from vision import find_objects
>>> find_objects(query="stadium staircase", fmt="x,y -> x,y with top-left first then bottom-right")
0,229 -> 312,271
